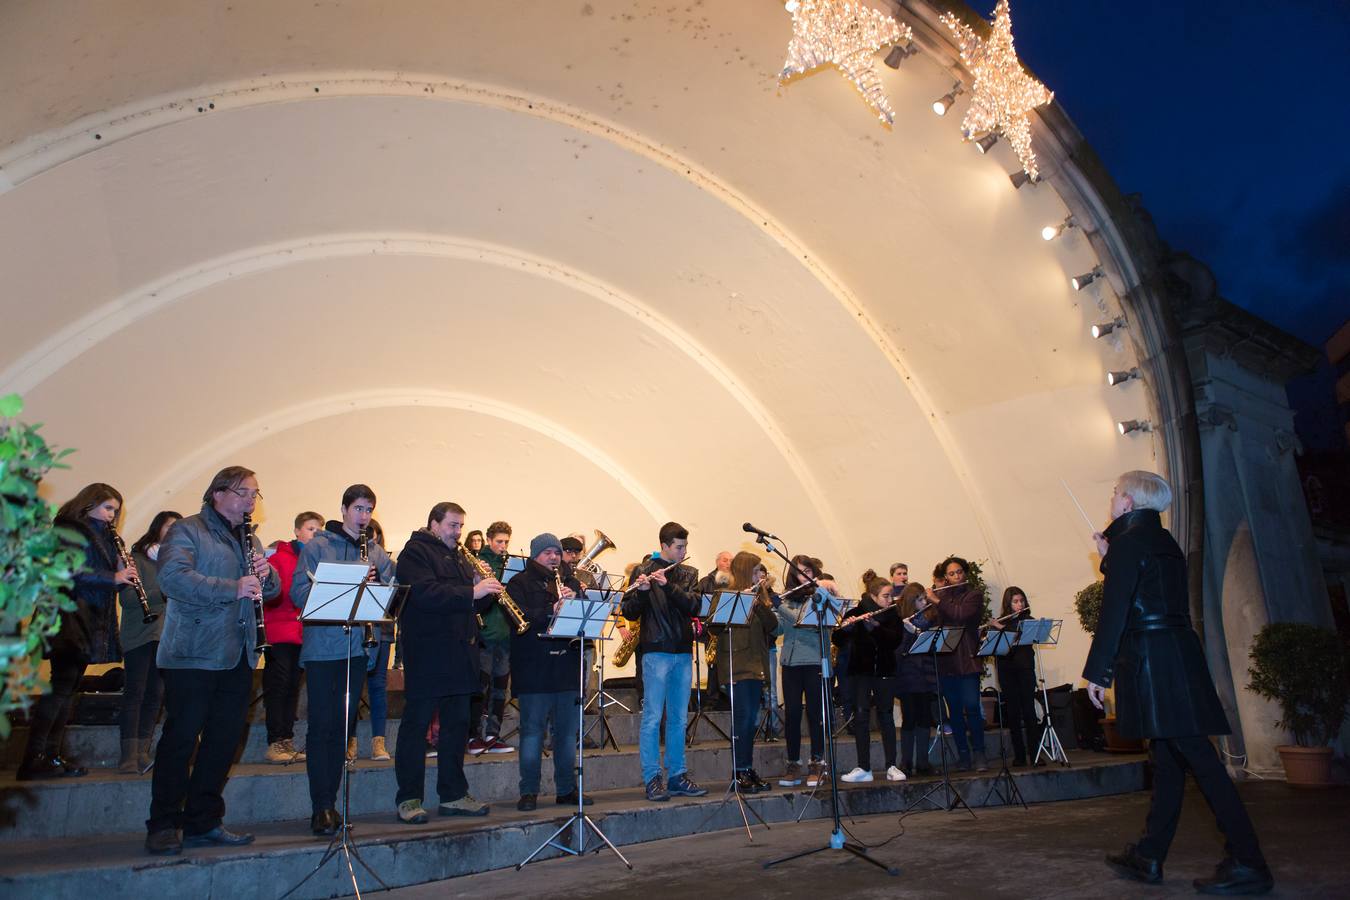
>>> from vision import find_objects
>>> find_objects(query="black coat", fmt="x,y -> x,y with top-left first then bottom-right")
49,517 -> 122,664
994,609 -> 1037,675
395,529 -> 492,699
507,559 -> 584,695
1082,508 -> 1230,740
894,626 -> 938,694
834,599 -> 903,677
620,557 -> 698,654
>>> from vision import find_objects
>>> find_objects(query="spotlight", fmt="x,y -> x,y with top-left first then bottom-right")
933,84 -> 963,116
1091,316 -> 1126,339
1072,266 -> 1103,291
1106,368 -> 1141,386
1117,419 -> 1153,436
1042,215 -> 1076,241
973,132 -> 999,154
1010,169 -> 1039,189
884,43 -> 918,69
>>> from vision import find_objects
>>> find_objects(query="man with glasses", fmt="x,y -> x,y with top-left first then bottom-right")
147,466 -> 279,855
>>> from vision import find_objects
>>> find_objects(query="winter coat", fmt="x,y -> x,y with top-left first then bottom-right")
49,517 -> 122,664
394,529 -> 492,698
263,539 -> 304,645
833,598 -> 903,677
118,548 -> 166,652
506,559 -> 584,694
620,557 -> 699,654
290,522 -> 397,665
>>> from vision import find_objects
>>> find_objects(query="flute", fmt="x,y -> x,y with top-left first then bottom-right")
621,556 -> 692,595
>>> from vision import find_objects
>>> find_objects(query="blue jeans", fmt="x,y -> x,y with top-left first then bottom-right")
940,672 -> 986,760
729,679 -> 763,771
366,640 -> 391,738
518,690 -> 579,796
640,651 -> 691,783
762,646 -> 782,733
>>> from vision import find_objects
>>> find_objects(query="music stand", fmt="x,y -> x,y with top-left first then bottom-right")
283,563 -> 407,900
580,587 -> 624,751
695,590 -> 770,841
517,592 -> 631,871
1020,618 -> 1069,767
687,592 -> 730,745
902,625 -> 975,818
788,590 -> 854,819
976,629 -> 1028,809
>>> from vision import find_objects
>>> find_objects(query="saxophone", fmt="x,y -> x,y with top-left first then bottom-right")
462,545 -> 529,634
612,617 -> 641,667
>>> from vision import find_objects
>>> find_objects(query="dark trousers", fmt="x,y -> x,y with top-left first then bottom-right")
518,690 -> 580,796
262,642 -> 303,744
853,675 -> 897,771
23,651 -> 88,762
304,658 -> 366,813
898,690 -> 936,770
147,654 -> 252,835
729,679 -> 762,771
781,664 -> 824,762
118,642 -> 163,743
939,671 -> 986,760
998,665 -> 1040,761
1137,736 -> 1265,867
396,693 -> 471,805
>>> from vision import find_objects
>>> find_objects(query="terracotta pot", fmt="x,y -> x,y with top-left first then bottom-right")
1276,745 -> 1334,787
1101,716 -> 1145,753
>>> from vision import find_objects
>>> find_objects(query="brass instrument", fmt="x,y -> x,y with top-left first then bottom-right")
359,528 -> 378,649
612,617 -> 641,667
574,529 -> 617,580
110,525 -> 158,625
239,513 -> 270,652
462,544 -> 529,634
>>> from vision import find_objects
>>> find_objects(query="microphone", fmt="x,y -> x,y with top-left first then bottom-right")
742,522 -> 779,541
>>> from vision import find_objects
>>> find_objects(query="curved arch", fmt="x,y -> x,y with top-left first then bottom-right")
126,387 -> 671,522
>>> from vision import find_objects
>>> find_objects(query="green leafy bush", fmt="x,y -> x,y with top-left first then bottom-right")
1247,622 -> 1350,748
1074,580 -> 1104,635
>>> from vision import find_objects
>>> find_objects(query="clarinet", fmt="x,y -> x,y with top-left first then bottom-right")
359,527 -> 379,649
239,513 -> 271,652
110,526 -> 158,624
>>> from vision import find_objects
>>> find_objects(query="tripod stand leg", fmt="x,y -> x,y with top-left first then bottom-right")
582,815 -> 633,868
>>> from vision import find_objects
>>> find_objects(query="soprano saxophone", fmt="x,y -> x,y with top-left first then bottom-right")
462,545 -> 529,634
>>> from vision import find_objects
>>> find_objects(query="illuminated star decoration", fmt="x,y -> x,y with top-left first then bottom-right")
779,0 -> 912,126
941,0 -> 1053,178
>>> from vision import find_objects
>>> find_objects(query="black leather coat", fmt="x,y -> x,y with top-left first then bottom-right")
1082,508 -> 1230,740
620,557 -> 698,654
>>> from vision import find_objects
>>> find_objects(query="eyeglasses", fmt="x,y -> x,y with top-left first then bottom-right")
227,488 -> 264,501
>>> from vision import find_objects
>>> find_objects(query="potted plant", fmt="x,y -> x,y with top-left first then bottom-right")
1073,580 -> 1144,752
1247,621 -> 1349,787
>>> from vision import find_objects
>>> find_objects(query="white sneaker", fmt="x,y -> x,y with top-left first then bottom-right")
840,767 -> 873,783
886,766 -> 907,782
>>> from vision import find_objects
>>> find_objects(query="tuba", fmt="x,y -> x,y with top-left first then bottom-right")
574,529 -> 617,581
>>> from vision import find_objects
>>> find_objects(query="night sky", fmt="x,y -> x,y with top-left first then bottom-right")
1003,0 -> 1350,448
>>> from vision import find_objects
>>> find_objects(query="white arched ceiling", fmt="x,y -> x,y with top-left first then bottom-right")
0,0 -> 1155,686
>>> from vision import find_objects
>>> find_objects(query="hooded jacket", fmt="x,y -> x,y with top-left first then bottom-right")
290,521 -> 397,665
395,529 -> 494,698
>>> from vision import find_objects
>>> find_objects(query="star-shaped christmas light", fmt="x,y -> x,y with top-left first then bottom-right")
941,0 -> 1053,177
780,0 -> 912,126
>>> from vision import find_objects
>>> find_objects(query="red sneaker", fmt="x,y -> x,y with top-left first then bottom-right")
466,738 -> 488,756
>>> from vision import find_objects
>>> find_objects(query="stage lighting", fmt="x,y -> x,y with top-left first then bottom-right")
974,132 -> 999,154
1106,368 -> 1141,386
884,43 -> 918,68
933,84 -> 963,116
1010,170 -> 1039,189
1117,419 -> 1153,436
1042,215 -> 1076,241
1091,316 -> 1126,339
1072,266 -> 1103,291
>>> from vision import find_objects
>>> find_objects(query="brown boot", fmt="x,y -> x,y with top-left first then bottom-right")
118,739 -> 139,774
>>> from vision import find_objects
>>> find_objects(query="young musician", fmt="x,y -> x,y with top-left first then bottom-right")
117,510 -> 182,774
896,583 -> 937,776
776,555 -> 829,788
620,522 -> 708,801
262,511 -> 321,764
19,484 -> 134,781
290,485 -> 396,836
507,534 -> 589,811
470,521 -> 515,754
147,466 -> 278,855
463,530 -> 485,553
713,552 -> 780,793
835,570 -> 904,783
889,562 -> 909,590
393,502 -> 500,823
988,586 -> 1040,766
1086,471 -> 1271,894
921,557 -> 988,772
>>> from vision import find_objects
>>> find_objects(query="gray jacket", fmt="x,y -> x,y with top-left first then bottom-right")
776,598 -> 832,667
290,523 -> 397,665
157,504 -> 280,671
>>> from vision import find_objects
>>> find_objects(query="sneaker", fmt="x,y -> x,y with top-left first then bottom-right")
426,748 -> 439,758
438,794 -> 489,817
346,737 -> 358,761
370,737 -> 390,761
645,774 -> 670,802
806,759 -> 827,787
840,767 -> 873,783
885,765 -> 907,782
281,738 -> 307,762
942,724 -> 953,736
975,754 -> 989,773
466,738 -> 488,756
265,741 -> 298,764
483,737 -> 515,755
747,769 -> 772,793
667,773 -> 708,797
397,799 -> 429,824
778,761 -> 803,787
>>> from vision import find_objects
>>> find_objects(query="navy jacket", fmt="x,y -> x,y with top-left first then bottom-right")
506,559 -> 584,695
395,529 -> 492,699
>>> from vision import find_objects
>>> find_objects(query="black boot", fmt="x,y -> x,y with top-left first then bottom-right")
1193,858 -> 1273,895
1105,844 -> 1163,884
16,752 -> 63,781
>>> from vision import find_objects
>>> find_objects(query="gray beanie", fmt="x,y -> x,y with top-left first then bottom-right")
529,532 -> 563,558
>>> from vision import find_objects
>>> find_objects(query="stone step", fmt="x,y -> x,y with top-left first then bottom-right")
0,751 -> 1147,900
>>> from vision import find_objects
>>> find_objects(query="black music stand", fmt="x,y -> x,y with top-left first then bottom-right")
977,629 -> 1028,809
284,563 -> 407,900
902,625 -> 975,818
687,592 -> 730,745
517,593 -> 631,871
580,585 -> 625,751
695,590 -> 770,841
1021,618 -> 1069,767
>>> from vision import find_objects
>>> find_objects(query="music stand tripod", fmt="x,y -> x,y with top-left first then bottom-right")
517,591 -> 632,870
687,592 -> 730,745
789,589 -> 857,823
582,579 -> 626,751
284,563 -> 408,900
902,626 -> 975,819
976,628 -> 1027,809
695,590 -> 770,841
1024,618 -> 1070,767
